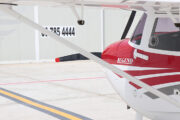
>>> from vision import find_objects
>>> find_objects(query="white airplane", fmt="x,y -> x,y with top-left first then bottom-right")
0,0 -> 180,120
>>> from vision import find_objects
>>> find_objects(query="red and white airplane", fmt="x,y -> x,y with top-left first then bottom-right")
0,0 -> 180,120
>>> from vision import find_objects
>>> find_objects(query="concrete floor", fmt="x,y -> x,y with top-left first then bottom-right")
0,60 -> 150,120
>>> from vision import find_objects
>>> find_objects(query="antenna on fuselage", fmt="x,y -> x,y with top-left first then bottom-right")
121,10 -> 136,40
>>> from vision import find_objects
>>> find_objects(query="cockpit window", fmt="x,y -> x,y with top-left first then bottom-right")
131,13 -> 147,45
149,18 -> 180,51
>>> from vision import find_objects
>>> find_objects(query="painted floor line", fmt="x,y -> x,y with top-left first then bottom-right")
0,88 -> 92,120
0,77 -> 105,86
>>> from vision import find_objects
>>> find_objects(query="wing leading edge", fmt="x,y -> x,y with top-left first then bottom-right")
0,0 -> 180,16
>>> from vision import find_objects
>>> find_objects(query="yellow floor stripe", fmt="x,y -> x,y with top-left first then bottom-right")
0,89 -> 82,120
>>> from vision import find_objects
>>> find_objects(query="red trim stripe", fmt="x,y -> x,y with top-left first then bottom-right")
125,69 -> 178,76
130,74 -> 180,89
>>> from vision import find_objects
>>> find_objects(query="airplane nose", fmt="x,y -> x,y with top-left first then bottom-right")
101,41 -> 119,63
101,38 -> 132,64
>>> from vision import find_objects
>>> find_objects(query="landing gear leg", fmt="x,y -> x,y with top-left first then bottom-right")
135,112 -> 143,120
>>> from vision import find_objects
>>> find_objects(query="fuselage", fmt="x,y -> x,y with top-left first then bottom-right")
102,38 -> 180,120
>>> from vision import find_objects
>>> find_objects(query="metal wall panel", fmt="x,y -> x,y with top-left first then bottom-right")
0,6 -> 35,62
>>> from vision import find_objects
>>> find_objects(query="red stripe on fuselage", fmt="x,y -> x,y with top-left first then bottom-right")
129,74 -> 180,89
125,69 -> 179,76
115,69 -> 180,89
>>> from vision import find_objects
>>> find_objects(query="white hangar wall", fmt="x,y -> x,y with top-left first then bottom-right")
0,6 -> 142,63
38,6 -> 102,60
0,6 -> 35,63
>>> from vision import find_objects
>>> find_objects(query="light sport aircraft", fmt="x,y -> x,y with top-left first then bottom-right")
0,0 -> 180,120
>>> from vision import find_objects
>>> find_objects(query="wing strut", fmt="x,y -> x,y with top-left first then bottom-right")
1,6 -> 180,109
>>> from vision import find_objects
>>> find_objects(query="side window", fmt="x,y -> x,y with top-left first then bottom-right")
149,18 -> 180,51
131,13 -> 147,45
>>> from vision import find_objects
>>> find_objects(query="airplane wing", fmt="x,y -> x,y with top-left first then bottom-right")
1,0 -> 180,14
77,0 -> 180,16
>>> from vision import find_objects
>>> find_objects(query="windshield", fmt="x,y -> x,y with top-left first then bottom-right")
149,18 -> 180,51
131,13 -> 147,45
